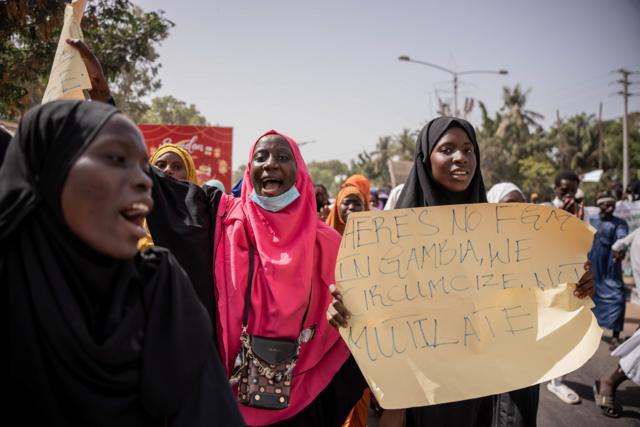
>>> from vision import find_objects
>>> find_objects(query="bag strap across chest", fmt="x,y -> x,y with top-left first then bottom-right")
242,238 -> 312,334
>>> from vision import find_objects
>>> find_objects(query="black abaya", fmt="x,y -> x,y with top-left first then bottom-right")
394,117 -> 494,427
146,167 -> 223,327
1,100 -> 243,426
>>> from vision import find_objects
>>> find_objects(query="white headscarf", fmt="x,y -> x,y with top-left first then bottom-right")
487,182 -> 525,203
384,183 -> 405,210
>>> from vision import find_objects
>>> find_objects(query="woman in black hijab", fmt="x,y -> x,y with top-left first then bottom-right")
1,100 -> 243,427
395,116 -> 486,209
395,117 -> 492,425
0,126 -> 11,166
330,117 -> 595,426
328,117 -> 499,426
326,117 -> 491,426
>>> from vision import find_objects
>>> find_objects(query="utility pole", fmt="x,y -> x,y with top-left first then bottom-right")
598,102 -> 603,170
612,69 -> 638,191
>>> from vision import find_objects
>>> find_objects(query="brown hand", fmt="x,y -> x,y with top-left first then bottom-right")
326,284 -> 351,329
576,201 -> 585,220
561,197 -> 577,215
575,261 -> 594,299
66,38 -> 112,102
379,409 -> 407,427
612,250 -> 626,263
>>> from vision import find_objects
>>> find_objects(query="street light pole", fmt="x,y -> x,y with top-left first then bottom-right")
398,55 -> 508,117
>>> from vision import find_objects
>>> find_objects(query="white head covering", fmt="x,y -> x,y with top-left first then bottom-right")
384,183 -> 405,210
487,182 -> 525,203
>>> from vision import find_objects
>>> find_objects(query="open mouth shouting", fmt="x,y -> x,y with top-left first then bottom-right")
250,133 -> 298,198
260,175 -> 285,196
120,201 -> 152,239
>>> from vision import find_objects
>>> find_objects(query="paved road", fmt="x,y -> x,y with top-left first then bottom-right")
537,301 -> 640,427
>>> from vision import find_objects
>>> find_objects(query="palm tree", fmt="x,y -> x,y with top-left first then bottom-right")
393,129 -> 417,161
496,85 -> 544,140
372,136 -> 393,184
551,113 -> 599,172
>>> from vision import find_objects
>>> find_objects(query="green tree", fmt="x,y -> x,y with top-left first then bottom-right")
350,151 -> 379,184
478,101 -> 501,136
307,160 -> 350,196
495,84 -> 544,141
352,139 -> 388,184
478,87 -> 639,202
477,86 -> 549,197
548,113 -> 599,172
349,131 -> 418,187
477,100 -> 520,188
371,136 -> 393,184
476,101 -> 506,187
140,96 -> 208,125
392,128 -> 417,161
517,156 -> 556,200
1,0 -> 173,120
601,112 -> 640,187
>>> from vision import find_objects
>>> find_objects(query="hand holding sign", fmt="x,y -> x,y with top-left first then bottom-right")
42,0 -> 91,103
327,284 -> 351,328
334,203 -> 601,409
65,39 -> 112,103
575,261 -> 594,298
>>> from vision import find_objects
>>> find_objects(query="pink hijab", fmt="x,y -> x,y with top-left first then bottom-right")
213,130 -> 350,426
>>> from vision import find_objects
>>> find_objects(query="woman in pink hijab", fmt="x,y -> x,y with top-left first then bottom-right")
214,130 -> 366,426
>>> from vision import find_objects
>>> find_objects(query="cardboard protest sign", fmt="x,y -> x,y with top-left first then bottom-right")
336,203 -> 601,409
42,0 -> 92,103
138,124 -> 233,189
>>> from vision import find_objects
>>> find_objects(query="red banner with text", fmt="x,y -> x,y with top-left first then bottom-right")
138,124 -> 232,190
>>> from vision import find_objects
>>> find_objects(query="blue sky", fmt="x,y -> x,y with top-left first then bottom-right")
134,0 -> 640,170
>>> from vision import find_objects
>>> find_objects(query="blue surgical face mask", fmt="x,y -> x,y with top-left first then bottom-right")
250,186 -> 300,212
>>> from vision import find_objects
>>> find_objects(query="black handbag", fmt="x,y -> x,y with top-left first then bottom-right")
229,240 -> 315,409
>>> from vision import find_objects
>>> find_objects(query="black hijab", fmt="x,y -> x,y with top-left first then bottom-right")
0,126 -> 10,166
146,167 -> 223,328
396,117 -> 487,208
1,101 -> 213,426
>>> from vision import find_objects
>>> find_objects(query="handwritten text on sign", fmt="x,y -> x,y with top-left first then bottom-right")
42,0 -> 91,103
336,203 -> 601,409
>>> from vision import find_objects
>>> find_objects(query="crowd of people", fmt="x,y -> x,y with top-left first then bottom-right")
2,40 -> 639,427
